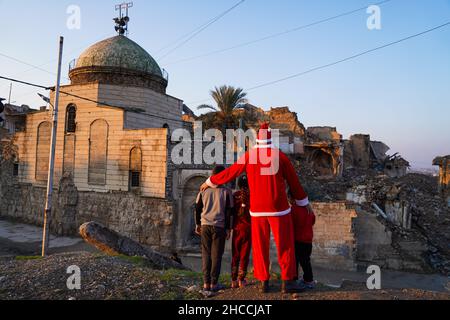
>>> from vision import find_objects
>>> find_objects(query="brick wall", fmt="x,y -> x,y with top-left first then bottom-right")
311,202 -> 358,270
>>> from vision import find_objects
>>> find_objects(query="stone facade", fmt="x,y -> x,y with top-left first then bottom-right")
0,176 -> 175,250
13,83 -> 174,198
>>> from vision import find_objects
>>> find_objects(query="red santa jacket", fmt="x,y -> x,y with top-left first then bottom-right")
291,205 -> 316,243
206,146 -> 309,217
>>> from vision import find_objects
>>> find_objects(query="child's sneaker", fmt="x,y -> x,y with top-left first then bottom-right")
231,281 -> 239,289
298,279 -> 315,290
239,279 -> 247,288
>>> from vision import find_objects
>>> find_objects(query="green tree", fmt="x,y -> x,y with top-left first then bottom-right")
197,85 -> 248,131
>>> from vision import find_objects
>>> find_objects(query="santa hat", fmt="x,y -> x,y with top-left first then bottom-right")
256,122 -> 272,144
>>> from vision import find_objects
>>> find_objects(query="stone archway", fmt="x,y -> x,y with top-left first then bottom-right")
310,149 -> 334,176
180,175 -> 207,248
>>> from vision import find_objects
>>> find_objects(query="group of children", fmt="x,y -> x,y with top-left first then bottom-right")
195,165 -> 316,293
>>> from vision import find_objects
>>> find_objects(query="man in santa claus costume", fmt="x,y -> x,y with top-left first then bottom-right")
200,123 -> 313,293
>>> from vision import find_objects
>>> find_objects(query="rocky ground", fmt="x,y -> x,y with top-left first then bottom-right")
0,253 -> 204,300
0,252 -> 449,300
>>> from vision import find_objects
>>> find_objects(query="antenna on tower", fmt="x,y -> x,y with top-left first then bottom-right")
114,2 -> 133,36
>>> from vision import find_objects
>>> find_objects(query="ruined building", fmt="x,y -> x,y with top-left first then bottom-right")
304,127 -> 343,178
433,155 -> 450,206
0,103 -> 34,134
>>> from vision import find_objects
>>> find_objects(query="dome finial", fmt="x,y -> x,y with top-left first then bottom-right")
114,2 -> 133,36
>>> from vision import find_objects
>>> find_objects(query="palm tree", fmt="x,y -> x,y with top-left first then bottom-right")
197,85 -> 248,131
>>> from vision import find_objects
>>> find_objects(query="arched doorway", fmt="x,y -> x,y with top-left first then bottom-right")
180,176 -> 207,248
310,149 -> 334,176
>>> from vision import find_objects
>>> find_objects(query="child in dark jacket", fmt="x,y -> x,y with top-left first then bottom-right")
290,199 -> 316,289
195,166 -> 233,293
231,176 -> 251,289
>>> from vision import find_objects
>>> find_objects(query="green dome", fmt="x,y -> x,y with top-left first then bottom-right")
75,35 -> 163,77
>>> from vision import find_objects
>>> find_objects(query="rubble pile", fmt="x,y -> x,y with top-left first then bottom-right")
294,155 -> 449,275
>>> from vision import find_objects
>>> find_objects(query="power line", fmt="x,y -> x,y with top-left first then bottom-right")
187,20 -> 450,105
0,52 -> 59,77
246,21 -> 450,91
0,75 -> 186,124
164,0 -> 393,66
10,32 -> 116,79
0,32 -> 115,92
156,0 -> 246,55
3,21 -> 449,118
0,75 -> 49,90
59,90 -> 187,124
158,0 -> 246,60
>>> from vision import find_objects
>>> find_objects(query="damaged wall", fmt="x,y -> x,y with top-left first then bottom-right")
311,202 -> 358,271
304,127 -> 344,178
346,134 -> 371,169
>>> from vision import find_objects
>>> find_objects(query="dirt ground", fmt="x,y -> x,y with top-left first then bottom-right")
1,252 -> 449,301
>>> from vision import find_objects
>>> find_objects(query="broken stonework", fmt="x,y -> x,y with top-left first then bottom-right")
79,222 -> 187,270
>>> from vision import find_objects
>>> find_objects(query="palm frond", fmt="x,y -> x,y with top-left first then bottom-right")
197,104 -> 217,111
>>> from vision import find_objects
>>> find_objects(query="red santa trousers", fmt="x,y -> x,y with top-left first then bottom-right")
251,213 -> 297,281
231,227 -> 252,281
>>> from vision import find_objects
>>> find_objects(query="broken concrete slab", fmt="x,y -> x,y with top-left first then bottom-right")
79,222 -> 187,270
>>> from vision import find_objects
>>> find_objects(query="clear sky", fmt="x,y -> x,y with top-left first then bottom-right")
0,0 -> 449,169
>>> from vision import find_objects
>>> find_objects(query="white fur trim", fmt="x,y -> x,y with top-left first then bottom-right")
206,177 -> 218,188
254,144 -> 274,149
250,207 -> 291,217
296,197 -> 309,207
256,139 -> 272,144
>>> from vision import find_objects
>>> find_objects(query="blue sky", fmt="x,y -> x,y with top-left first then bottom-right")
0,0 -> 449,168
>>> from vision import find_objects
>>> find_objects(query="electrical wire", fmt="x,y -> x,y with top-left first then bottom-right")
0,75 -> 186,124
246,21 -> 450,91
187,20 -> 450,104
164,0 -> 393,66
158,0 -> 246,60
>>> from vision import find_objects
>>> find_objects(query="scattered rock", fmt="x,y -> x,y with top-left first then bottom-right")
186,285 -> 199,292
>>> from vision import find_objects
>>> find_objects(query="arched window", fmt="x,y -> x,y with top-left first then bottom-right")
35,122 -> 51,181
65,104 -> 77,133
88,119 -> 108,185
163,123 -> 170,136
129,147 -> 142,188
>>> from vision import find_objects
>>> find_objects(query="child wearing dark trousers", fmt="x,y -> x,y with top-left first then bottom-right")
291,203 -> 316,289
231,176 -> 251,289
195,166 -> 233,293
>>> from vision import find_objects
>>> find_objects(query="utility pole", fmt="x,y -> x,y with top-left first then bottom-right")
8,83 -> 12,104
42,36 -> 64,257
